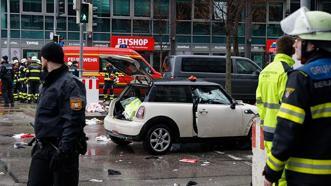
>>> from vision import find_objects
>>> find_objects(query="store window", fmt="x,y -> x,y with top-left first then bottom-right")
46,0 -> 54,13
135,0 -> 150,17
11,30 -> 20,38
21,15 -> 43,30
176,21 -> 191,34
133,20 -> 151,33
193,36 -> 210,43
112,19 -> 131,33
22,30 -> 44,39
45,16 -> 66,31
252,37 -> 265,45
193,22 -> 210,35
153,21 -> 168,34
94,0 -> 110,17
68,32 -> 80,40
269,3 -> 283,22
113,0 -> 130,16
93,33 -> 110,41
154,0 -> 169,19
176,0 -> 192,20
94,18 -> 110,32
238,24 -> 245,37
252,24 -> 266,36
212,22 -> 225,35
267,24 -> 283,37
68,17 -> 80,31
252,3 -> 266,22
10,0 -> 20,13
68,1 -> 76,16
154,35 -> 169,43
212,36 -> 225,43
194,0 -> 210,19
23,0 -> 42,12
10,14 -> 20,29
176,36 -> 191,43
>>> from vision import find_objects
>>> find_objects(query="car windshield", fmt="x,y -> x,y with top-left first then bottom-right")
133,57 -> 152,74
193,86 -> 231,104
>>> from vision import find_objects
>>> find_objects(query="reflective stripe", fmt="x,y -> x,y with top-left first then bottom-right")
278,103 -> 305,124
263,125 -> 275,142
267,154 -> 286,171
28,77 -> 40,80
287,157 -> 331,175
29,70 -> 41,73
263,126 -> 275,133
311,102 -> 331,119
256,97 -> 262,104
263,102 -> 280,109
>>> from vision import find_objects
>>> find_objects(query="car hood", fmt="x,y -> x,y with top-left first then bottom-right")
100,55 -> 152,82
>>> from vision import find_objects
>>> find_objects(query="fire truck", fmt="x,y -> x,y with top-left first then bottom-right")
63,46 -> 161,96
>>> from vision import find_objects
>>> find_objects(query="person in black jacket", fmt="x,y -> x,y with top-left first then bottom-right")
0,56 -> 14,107
27,43 -> 87,186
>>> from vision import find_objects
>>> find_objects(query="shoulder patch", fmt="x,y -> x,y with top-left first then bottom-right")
284,88 -> 295,98
70,97 -> 83,111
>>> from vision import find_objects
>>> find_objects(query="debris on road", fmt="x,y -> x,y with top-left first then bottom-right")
186,180 -> 198,186
145,156 -> 160,160
86,118 -> 102,125
0,172 -> 4,175
172,169 -> 178,172
89,179 -> 103,183
86,103 -> 106,113
108,169 -> 121,175
95,135 -> 110,142
12,133 -> 35,139
179,158 -> 199,164
14,142 -> 28,149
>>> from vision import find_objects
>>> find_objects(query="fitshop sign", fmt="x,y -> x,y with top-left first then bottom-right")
110,36 -> 155,51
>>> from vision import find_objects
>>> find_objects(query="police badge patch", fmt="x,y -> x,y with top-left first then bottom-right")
284,88 -> 295,98
70,97 -> 83,111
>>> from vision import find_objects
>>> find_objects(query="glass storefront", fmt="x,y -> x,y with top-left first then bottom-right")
134,0 -> 150,17
23,0 -> 42,12
113,0 -> 130,16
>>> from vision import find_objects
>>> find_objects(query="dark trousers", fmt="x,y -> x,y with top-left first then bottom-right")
1,79 -> 13,105
27,143 -> 79,186
13,82 -> 20,100
28,80 -> 40,101
103,81 -> 114,97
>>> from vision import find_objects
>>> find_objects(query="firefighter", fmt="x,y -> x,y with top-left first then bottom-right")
0,56 -> 14,107
18,58 -> 28,102
263,8 -> 331,186
26,56 -> 41,103
27,42 -> 86,186
12,60 -> 20,101
103,62 -> 117,101
256,36 -> 295,185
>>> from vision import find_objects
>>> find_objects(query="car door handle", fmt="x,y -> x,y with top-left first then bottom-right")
199,109 -> 208,114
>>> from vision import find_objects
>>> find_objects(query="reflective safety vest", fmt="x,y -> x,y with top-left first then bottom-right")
256,53 -> 294,150
26,62 -> 41,81
18,66 -> 27,82
264,57 -> 331,184
104,67 -> 116,81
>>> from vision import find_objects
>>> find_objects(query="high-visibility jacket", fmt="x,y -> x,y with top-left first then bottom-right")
104,66 -> 116,81
18,65 -> 27,82
264,56 -> 331,185
256,53 -> 294,151
26,62 -> 41,81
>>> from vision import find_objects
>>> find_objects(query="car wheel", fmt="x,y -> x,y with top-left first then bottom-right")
110,136 -> 132,146
143,124 -> 173,155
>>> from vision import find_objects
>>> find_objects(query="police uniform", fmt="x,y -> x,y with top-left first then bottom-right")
27,43 -> 87,186
26,60 -> 41,103
0,61 -> 14,106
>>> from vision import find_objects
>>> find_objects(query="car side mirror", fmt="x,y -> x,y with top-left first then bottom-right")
230,102 -> 236,109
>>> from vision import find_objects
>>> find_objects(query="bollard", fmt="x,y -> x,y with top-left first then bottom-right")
82,77 -> 99,106
252,117 -> 265,186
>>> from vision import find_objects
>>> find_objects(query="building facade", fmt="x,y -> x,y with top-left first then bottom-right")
0,0 -> 330,70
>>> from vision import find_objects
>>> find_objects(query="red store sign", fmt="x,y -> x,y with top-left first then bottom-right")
110,36 -> 155,51
266,39 -> 277,54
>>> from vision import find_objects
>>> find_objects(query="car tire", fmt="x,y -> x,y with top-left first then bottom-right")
143,124 -> 173,155
110,136 -> 132,146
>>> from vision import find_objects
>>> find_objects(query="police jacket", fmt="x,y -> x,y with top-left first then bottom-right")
256,54 -> 294,146
264,54 -> 331,184
34,65 -> 86,153
26,62 -> 41,81
0,63 -> 13,81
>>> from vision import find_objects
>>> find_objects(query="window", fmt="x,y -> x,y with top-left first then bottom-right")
94,0 -> 110,17
68,1 -> 76,15
193,22 -> 210,35
176,22 -> 191,34
134,0 -> 150,17
252,24 -> 266,36
212,36 -> 225,43
121,85 -> 150,102
68,17 -> 79,31
10,0 -> 20,13
176,36 -> 191,43
269,3 -> 283,22
193,36 -> 210,43
11,30 -> 20,38
113,0 -> 130,16
93,33 -> 110,41
267,24 -> 283,37
153,21 -> 168,34
22,30 -> 44,39
23,0 -> 42,12
10,15 -> 20,29
68,32 -> 80,40
213,0 -> 227,20
182,57 -> 228,73
46,0 -> 54,13
193,86 -> 230,104
133,20 -> 150,33
194,0 -> 210,19
21,15 -> 43,30
112,19 -> 131,33
94,18 -> 110,32
154,0 -> 169,19
212,22 -> 225,35
252,3 -> 266,22
150,86 -> 192,103
235,59 -> 259,74
176,0 -> 192,20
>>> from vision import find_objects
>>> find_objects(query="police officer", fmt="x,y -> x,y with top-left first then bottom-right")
263,8 -> 331,186
26,56 -> 41,103
256,36 -> 295,185
103,62 -> 116,101
27,42 -> 87,186
0,56 -> 14,107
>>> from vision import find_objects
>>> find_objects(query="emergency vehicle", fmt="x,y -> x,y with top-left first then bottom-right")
63,46 -> 161,96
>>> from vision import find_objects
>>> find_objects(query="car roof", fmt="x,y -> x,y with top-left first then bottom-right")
152,79 -> 221,86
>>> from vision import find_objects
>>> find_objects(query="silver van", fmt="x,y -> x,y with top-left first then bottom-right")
163,55 -> 262,103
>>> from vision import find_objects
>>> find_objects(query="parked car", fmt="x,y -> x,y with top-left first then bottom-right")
163,55 -> 262,103
103,55 -> 258,155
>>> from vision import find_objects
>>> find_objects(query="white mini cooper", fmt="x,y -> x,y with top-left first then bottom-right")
103,55 -> 257,155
